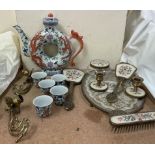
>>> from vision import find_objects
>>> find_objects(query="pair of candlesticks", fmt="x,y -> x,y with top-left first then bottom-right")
89,59 -> 146,103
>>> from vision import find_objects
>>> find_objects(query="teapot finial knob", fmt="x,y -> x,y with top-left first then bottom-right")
43,12 -> 58,26
48,12 -> 53,17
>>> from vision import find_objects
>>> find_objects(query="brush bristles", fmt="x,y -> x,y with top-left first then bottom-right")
112,122 -> 155,133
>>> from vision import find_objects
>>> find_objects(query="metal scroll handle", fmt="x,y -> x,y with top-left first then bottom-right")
69,30 -> 84,66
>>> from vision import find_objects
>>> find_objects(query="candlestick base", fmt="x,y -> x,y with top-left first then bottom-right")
90,81 -> 108,91
126,86 -> 146,98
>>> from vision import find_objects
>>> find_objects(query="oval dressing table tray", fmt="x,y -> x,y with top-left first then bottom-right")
81,70 -> 145,114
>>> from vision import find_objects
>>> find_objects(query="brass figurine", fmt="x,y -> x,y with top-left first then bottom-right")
12,69 -> 33,95
5,93 -> 24,114
5,94 -> 30,143
8,114 -> 30,143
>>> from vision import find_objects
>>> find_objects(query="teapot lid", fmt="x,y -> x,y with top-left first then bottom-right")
43,13 -> 58,26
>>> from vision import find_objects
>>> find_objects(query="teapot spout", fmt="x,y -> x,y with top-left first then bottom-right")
13,25 -> 30,56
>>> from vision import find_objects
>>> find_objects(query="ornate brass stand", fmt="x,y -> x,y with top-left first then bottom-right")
8,112 -> 30,143
5,94 -> 30,143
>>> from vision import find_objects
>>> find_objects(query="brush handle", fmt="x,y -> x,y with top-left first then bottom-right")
110,111 -> 155,126
64,82 -> 75,111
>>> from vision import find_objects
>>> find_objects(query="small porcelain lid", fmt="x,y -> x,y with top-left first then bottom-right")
43,13 -> 58,26
90,59 -> 110,69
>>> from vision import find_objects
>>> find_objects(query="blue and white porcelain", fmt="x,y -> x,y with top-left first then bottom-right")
50,85 -> 68,106
43,69 -> 62,76
13,13 -> 84,75
33,95 -> 53,118
38,79 -> 55,94
51,74 -> 66,85
31,71 -> 47,87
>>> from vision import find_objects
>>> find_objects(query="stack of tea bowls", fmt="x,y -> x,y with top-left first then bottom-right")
31,71 -> 68,118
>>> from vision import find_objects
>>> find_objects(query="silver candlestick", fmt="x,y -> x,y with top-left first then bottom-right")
89,59 -> 109,91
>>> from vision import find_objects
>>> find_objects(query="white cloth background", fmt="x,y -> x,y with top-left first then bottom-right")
121,10 -> 155,98
0,31 -> 20,95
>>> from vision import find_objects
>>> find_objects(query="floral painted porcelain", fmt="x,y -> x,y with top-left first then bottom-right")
13,13 -> 83,75
116,63 -> 137,79
90,59 -> 110,69
63,69 -> 84,83
50,85 -> 68,106
33,95 -> 53,118
110,112 -> 155,125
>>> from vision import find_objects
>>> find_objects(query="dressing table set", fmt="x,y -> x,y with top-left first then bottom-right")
4,13 -> 149,143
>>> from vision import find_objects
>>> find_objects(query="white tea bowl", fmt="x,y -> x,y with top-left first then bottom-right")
50,85 -> 68,106
31,71 -> 47,86
38,79 -> 55,94
51,74 -> 66,85
33,95 -> 53,117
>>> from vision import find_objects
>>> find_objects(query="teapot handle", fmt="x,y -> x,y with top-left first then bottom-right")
69,30 -> 84,66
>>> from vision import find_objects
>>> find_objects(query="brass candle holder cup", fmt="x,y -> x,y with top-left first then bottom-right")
126,76 -> 146,98
132,76 -> 143,92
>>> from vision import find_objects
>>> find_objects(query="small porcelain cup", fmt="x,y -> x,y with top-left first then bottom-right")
38,79 -> 55,94
33,95 -> 53,118
50,85 -> 68,106
31,71 -> 47,87
51,74 -> 66,85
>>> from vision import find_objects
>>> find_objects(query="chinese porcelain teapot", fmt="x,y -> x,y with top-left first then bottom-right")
13,13 -> 83,75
